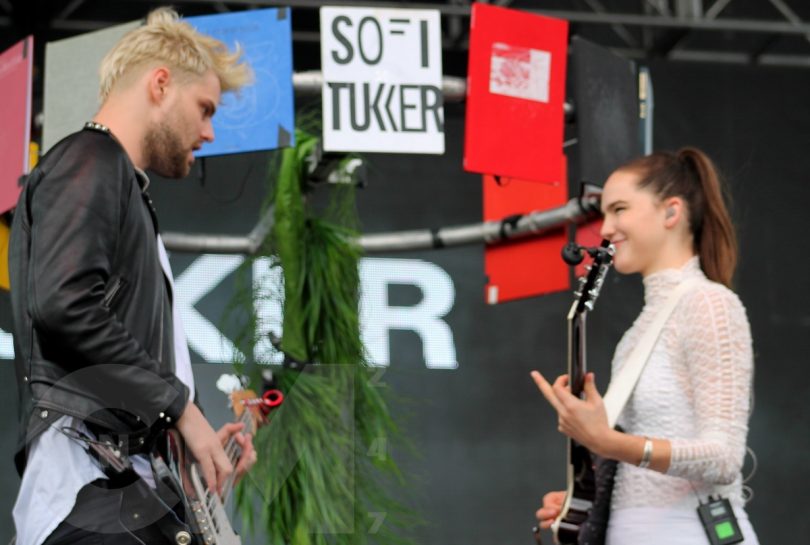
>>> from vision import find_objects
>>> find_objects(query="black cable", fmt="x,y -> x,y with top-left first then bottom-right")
430,227 -> 444,249
499,214 -> 522,240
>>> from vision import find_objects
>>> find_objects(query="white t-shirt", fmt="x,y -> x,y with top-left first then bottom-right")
13,235 -> 194,545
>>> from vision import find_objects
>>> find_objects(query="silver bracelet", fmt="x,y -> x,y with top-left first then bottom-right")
638,437 -> 653,469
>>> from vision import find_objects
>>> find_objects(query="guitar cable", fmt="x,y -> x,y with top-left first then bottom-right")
741,446 -> 758,504
57,425 -> 135,476
742,375 -> 757,504
686,444 -> 757,507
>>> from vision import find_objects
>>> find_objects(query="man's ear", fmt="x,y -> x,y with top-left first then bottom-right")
147,67 -> 172,104
663,196 -> 685,229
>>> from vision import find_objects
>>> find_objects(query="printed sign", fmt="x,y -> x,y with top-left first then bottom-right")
0,255 -> 459,368
489,43 -> 551,103
321,7 -> 444,154
187,8 -> 295,156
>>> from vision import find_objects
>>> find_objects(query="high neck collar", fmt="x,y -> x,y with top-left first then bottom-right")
642,256 -> 704,306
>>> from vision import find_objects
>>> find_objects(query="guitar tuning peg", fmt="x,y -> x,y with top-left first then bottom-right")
262,389 -> 285,412
216,374 -> 242,394
261,368 -> 280,391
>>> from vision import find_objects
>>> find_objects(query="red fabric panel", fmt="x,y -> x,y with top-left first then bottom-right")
483,157 -> 568,304
464,3 -> 568,183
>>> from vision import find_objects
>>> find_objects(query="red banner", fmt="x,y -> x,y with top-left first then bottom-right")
464,4 -> 568,183
484,157 -> 568,304
0,37 -> 33,215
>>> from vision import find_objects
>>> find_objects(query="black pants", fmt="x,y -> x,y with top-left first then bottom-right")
42,478 -> 180,545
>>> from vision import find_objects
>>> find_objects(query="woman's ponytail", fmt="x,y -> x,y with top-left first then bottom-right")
677,148 -> 737,288
617,147 -> 738,288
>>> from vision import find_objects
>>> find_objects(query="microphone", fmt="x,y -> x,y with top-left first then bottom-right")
561,241 -> 615,266
562,242 -> 586,265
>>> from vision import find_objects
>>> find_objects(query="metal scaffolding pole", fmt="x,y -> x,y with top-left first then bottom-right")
294,71 -> 468,102
6,1 -> 810,68
162,204 -> 276,254
155,0 -> 810,36
161,194 -> 601,255
34,1 -> 810,36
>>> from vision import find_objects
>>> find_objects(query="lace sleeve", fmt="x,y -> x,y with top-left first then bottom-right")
665,285 -> 754,485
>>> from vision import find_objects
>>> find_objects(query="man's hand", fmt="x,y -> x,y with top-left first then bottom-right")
176,401 -> 233,496
217,422 -> 258,483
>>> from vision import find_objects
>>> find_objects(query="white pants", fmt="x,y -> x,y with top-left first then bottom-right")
606,507 -> 759,545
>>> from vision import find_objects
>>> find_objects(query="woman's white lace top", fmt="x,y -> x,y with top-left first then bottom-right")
610,256 -> 754,511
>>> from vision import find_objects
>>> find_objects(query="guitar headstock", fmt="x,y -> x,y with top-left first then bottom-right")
571,239 -> 615,314
217,374 -> 284,434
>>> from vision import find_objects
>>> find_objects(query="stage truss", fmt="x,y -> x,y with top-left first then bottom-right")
2,0 -> 810,68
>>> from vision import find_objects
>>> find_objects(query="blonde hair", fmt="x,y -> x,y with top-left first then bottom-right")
99,7 -> 253,101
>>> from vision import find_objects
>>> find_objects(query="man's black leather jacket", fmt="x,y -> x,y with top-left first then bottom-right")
9,127 -> 189,475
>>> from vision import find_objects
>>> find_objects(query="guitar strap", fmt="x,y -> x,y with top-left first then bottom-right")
602,278 -> 699,428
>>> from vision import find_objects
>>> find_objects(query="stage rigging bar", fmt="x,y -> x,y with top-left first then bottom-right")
161,193 -> 601,255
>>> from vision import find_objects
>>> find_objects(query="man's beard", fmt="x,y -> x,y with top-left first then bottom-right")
143,119 -> 190,179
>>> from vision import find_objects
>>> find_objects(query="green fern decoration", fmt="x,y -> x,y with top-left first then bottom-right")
231,128 -> 419,545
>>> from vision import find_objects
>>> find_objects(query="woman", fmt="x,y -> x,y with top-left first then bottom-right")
532,147 -> 758,543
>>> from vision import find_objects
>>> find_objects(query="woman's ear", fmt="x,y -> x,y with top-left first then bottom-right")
663,197 -> 685,229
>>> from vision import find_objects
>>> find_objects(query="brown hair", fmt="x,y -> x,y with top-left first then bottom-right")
617,147 -> 738,287
99,7 -> 253,102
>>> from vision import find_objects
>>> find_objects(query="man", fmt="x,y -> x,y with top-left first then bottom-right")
9,8 -> 256,544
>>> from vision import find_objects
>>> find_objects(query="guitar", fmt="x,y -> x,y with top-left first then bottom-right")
143,376 -> 284,545
545,240 -> 617,545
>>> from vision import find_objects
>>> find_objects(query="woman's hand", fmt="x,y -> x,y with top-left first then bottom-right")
535,490 -> 565,530
530,371 -> 615,457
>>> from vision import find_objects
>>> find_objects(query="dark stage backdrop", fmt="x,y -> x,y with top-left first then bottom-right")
1,60 -> 808,545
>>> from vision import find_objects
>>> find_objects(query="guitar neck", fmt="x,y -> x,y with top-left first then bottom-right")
220,408 -> 253,501
567,301 -> 588,399
553,241 -> 615,544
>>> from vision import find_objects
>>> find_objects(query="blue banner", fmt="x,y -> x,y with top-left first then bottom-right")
187,8 -> 294,156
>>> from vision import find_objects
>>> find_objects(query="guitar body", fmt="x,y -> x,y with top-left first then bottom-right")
79,381 -> 280,544
146,386 -> 282,545
554,448 -> 618,545
550,241 -> 616,545
115,467 -> 198,545
79,428 -> 198,545
150,429 -> 241,545
581,455 -> 618,544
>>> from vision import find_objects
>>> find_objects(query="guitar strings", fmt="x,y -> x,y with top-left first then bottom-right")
219,406 -> 254,505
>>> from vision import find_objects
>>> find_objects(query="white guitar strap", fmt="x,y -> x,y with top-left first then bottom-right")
602,279 -> 699,428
